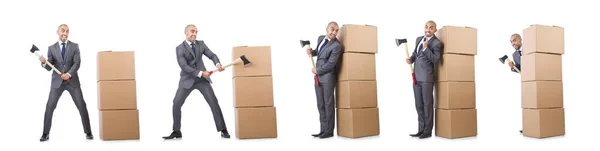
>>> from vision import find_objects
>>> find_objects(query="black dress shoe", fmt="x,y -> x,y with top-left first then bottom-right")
409,132 -> 423,137
162,131 -> 182,139
319,133 -> 333,139
221,130 -> 230,138
86,133 -> 94,140
312,132 -> 324,137
40,134 -> 49,142
419,133 -> 432,139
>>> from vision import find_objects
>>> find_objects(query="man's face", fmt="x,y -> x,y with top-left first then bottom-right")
510,36 -> 522,50
57,25 -> 69,42
424,22 -> 437,37
185,26 -> 198,42
326,24 -> 339,40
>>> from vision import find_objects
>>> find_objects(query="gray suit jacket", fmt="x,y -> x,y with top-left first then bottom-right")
176,40 -> 220,89
42,41 -> 81,88
409,35 -> 443,82
310,35 -> 343,84
511,50 -> 521,73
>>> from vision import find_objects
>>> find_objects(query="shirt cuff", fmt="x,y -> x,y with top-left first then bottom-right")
66,73 -> 72,77
198,71 -> 203,77
216,63 -> 221,66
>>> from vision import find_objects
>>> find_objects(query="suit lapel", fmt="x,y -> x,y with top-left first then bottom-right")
194,41 -> 202,67
64,40 -> 72,62
184,41 -> 196,59
318,39 -> 333,56
54,42 -> 64,63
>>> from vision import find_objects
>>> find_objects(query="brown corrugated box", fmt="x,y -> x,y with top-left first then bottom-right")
522,108 -> 565,138
232,46 -> 272,77
235,107 -> 277,139
435,108 -> 477,139
436,26 -> 477,55
521,53 -> 562,82
232,76 -> 274,108
437,54 -> 475,82
97,51 -> 135,81
337,24 -> 378,54
336,80 -> 377,109
435,82 -> 476,109
523,25 -> 564,55
522,81 -> 563,109
97,80 -> 137,110
337,108 -> 380,138
338,53 -> 376,81
99,109 -> 140,140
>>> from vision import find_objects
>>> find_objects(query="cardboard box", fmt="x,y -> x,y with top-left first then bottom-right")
437,54 -> 475,82
336,80 -> 377,109
97,51 -> 135,81
522,81 -> 563,109
232,46 -> 272,77
435,108 -> 478,139
523,24 -> 564,55
521,53 -> 562,82
235,107 -> 277,139
337,108 -> 380,138
437,26 -> 477,55
97,80 -> 137,110
338,24 -> 378,54
435,82 -> 476,109
99,109 -> 140,140
232,76 -> 274,108
338,53 -> 376,81
522,108 -> 565,138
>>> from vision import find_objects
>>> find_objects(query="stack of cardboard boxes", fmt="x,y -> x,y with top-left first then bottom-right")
335,24 -> 380,138
96,51 -> 140,140
232,46 -> 278,139
434,26 -> 478,139
521,24 -> 565,138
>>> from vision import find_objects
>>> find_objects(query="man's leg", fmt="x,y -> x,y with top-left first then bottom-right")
172,87 -> 193,131
42,86 -> 66,135
413,82 -> 425,133
321,82 -> 336,135
421,82 -> 435,136
314,80 -> 326,134
195,80 -> 226,131
66,85 -> 92,135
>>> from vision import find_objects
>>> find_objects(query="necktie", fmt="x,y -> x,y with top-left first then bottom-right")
61,42 -> 66,59
319,39 -> 329,53
417,38 -> 426,55
518,50 -> 522,56
191,43 -> 196,57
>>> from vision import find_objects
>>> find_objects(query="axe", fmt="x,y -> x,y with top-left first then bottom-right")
396,38 -> 416,85
30,44 -> 70,82
499,54 -> 520,73
208,55 -> 252,75
301,40 -> 320,86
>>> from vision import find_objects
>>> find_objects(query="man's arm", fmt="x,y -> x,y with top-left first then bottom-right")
200,41 -> 221,66
41,48 -> 54,71
176,47 -> 202,76
421,40 -> 443,64
409,37 -> 420,64
66,45 -> 81,77
316,45 -> 342,75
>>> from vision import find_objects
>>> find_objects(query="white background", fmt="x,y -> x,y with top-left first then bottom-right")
0,0 -> 597,150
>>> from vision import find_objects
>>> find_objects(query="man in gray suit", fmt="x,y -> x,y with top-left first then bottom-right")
163,24 -> 230,139
508,33 -> 523,134
305,21 -> 342,139
405,20 -> 443,139
38,24 -> 93,141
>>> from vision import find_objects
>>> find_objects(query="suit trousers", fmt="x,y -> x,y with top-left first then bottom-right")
315,80 -> 336,134
413,81 -> 434,135
43,82 -> 92,134
171,78 -> 226,132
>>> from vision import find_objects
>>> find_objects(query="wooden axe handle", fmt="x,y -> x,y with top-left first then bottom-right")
403,43 -> 414,72
35,51 -> 62,75
505,58 -> 521,73
209,58 -> 242,73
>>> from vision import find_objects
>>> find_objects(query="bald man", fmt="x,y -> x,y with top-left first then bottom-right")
508,33 -> 524,134
38,24 -> 93,141
163,24 -> 230,139
405,20 -> 443,139
305,21 -> 342,139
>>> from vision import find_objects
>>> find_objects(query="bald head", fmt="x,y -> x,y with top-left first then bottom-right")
326,21 -> 340,40
185,24 -> 198,42
510,33 -> 522,50
57,24 -> 69,42
424,20 -> 437,37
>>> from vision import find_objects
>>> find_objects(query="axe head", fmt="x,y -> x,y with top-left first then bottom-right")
300,40 -> 310,48
30,44 -> 39,53
396,38 -> 407,47
499,55 -> 508,64
240,55 -> 252,66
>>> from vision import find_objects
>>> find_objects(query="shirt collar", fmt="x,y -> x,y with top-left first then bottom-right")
58,40 -> 68,45
186,40 -> 195,47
